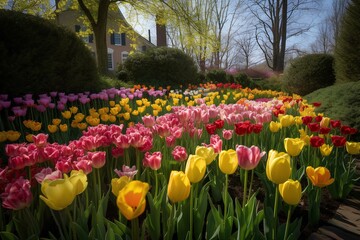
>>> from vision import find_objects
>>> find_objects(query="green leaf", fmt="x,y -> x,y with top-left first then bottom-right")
0,232 -> 19,240
71,222 -> 89,240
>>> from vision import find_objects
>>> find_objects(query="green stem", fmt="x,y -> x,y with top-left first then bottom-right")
242,170 -> 248,207
224,174 -> 228,219
291,156 -> 296,179
273,185 -> 279,240
248,170 -> 254,201
50,209 -> 66,240
155,170 -> 159,199
334,147 -> 339,180
189,186 -> 194,240
283,206 -> 292,240
131,218 -> 139,240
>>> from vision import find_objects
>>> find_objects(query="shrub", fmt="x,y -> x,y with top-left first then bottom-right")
0,10 -> 100,96
234,73 -> 261,89
282,54 -> 335,96
117,70 -> 129,82
206,69 -> 227,83
334,0 -> 360,84
124,47 -> 198,87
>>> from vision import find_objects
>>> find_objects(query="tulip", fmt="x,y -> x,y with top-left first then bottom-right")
195,146 -> 217,165
143,151 -> 162,170
319,144 -> 333,157
167,171 -> 191,203
236,145 -> 266,170
269,121 -> 282,133
345,141 -> 360,155
306,166 -> 335,188
40,175 -> 76,210
279,115 -> 294,127
331,135 -> 347,147
117,180 -> 149,220
219,149 -> 238,174
185,154 -> 207,183
61,111 -> 72,119
1,177 -> 33,210
310,136 -> 325,148
6,130 -> 21,142
266,150 -> 291,184
68,170 -> 88,195
111,176 -> 130,197
279,179 -> 302,205
284,138 -> 305,157
172,146 -> 188,162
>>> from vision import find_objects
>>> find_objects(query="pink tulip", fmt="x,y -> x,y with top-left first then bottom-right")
143,151 -> 162,170
172,146 -> 188,162
74,159 -> 92,174
142,115 -> 156,128
111,146 -> 124,158
55,158 -> 73,173
236,145 -> 266,170
1,177 -> 32,210
166,135 -> 176,147
114,165 -> 138,179
88,151 -> 106,168
222,129 -> 233,140
32,134 -> 48,147
35,168 -> 62,183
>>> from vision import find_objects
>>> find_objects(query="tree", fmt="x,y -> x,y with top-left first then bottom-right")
247,0 -> 317,72
235,32 -> 256,69
334,0 -> 360,84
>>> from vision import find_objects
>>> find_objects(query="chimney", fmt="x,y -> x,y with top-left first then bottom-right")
156,14 -> 167,47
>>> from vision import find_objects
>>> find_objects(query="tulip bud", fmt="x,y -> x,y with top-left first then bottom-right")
167,171 -> 191,203
195,146 -> 217,165
279,179 -> 302,205
266,150 -> 291,184
284,138 -> 305,157
185,154 -> 206,183
219,149 -> 238,174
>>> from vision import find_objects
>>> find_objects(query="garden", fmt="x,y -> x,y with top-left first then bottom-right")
1,2 -> 360,239
0,83 -> 359,240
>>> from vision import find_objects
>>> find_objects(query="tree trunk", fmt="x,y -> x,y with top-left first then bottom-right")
278,0 -> 287,72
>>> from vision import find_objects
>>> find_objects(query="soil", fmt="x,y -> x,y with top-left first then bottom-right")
227,173 -> 341,239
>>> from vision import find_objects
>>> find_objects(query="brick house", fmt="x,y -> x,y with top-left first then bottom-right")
57,8 -> 155,72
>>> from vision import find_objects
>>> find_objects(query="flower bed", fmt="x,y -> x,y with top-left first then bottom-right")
0,84 -> 359,239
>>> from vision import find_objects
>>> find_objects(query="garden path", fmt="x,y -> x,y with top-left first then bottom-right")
308,159 -> 360,240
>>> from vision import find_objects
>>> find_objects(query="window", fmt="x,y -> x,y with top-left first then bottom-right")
110,33 -> 126,46
107,48 -> 114,70
121,51 -> 129,63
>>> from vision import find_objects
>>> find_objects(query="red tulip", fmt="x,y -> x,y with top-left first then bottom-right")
307,123 -> 320,132
302,116 -> 313,125
206,123 -> 217,135
330,120 -> 341,128
310,136 -> 325,148
331,135 -> 347,147
214,119 -> 225,129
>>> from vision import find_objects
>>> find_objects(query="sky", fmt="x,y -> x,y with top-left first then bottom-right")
120,0 -> 334,59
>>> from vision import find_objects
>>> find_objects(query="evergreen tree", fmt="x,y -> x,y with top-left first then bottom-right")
334,0 -> 360,84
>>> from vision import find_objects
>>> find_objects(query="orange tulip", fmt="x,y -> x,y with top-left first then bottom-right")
306,166 -> 334,188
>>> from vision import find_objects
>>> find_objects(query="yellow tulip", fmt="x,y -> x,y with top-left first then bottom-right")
68,170 -> 88,195
77,122 -> 87,130
269,121 -> 282,133
166,105 -> 172,111
195,146 -> 217,165
110,107 -> 119,115
284,138 -> 305,157
346,141 -> 360,155
31,121 -> 42,131
59,124 -> 68,132
48,124 -> 58,133
111,176 -> 130,197
69,106 -> 78,114
266,150 -> 291,184
123,112 -> 131,120
320,117 -> 330,128
61,111 -> 71,119
185,154 -> 207,183
279,179 -> 302,205
109,115 -> 117,123
279,115 -> 295,127
0,131 -> 7,142
74,113 -> 85,122
100,114 -> 109,122
319,144 -> 333,157
294,116 -> 303,125
40,175 -> 76,210
219,149 -> 238,175
306,166 -> 334,188
167,171 -> 191,203
117,180 -> 149,220
52,118 -> 61,125
6,131 -> 21,142
26,134 -> 34,142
